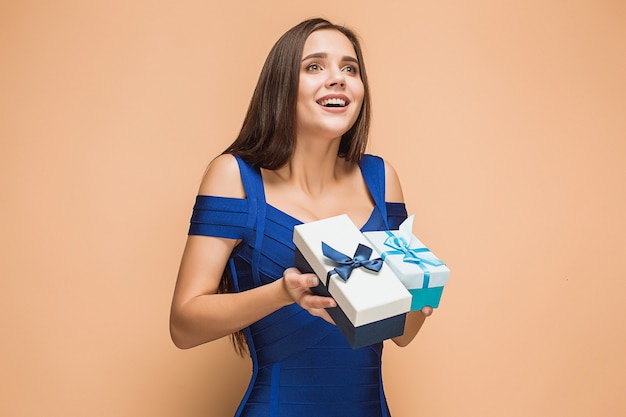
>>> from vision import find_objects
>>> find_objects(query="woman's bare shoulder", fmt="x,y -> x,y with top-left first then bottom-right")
382,158 -> 405,203
197,154 -> 246,198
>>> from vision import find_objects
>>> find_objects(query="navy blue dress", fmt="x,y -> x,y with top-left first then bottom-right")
188,154 -> 408,417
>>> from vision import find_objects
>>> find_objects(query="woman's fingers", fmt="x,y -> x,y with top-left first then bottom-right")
282,268 -> 336,318
309,307 -> 336,324
283,268 -> 317,290
300,292 -> 336,309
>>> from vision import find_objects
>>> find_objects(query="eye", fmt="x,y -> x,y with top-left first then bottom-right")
306,63 -> 321,72
342,64 -> 359,74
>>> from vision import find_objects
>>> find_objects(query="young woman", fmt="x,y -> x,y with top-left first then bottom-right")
170,18 -> 432,417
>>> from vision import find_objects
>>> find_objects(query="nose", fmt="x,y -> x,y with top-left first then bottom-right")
326,68 -> 346,88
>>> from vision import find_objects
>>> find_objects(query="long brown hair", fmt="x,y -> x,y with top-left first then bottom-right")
221,18 -> 372,355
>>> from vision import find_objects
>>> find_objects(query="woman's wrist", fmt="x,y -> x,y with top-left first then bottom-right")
272,277 -> 295,307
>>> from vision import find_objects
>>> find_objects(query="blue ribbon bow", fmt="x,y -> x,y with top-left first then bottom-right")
382,233 -> 444,268
377,215 -> 446,289
322,242 -> 383,283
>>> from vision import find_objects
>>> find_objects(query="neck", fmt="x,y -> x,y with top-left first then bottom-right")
271,137 -> 346,197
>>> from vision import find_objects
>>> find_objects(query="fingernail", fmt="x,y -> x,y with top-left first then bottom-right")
308,276 -> 318,285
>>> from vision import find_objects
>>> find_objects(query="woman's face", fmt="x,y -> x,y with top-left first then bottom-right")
296,29 -> 365,142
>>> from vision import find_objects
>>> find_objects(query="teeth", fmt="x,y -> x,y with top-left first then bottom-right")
318,98 -> 346,107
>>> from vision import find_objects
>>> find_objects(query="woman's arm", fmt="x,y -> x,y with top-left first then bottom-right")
170,234 -> 293,349
169,154 -> 334,349
383,159 -> 433,347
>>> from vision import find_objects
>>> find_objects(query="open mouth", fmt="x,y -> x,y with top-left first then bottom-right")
317,98 -> 348,107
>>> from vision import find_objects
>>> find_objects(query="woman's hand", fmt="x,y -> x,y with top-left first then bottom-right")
421,306 -> 433,317
282,268 -> 336,324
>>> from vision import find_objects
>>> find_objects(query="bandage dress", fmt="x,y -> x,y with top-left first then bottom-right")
188,154 -> 408,417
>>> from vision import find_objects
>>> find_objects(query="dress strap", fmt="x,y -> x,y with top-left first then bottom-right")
234,154 -> 267,287
360,154 -> 388,226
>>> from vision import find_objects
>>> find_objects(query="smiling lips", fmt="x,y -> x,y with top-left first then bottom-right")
317,95 -> 350,108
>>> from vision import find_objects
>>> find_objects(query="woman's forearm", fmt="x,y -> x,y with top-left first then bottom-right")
170,279 -> 292,349
392,309 -> 431,347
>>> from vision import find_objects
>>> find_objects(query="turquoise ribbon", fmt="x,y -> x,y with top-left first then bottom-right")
382,231 -> 443,288
322,242 -> 383,285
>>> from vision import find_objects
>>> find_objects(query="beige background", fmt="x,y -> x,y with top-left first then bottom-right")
2,1 -> 625,416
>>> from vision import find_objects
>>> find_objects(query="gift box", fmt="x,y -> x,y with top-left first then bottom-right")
363,215 -> 450,310
293,214 -> 412,349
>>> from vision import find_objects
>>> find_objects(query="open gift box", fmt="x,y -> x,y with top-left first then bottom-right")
293,214 -> 411,349
363,215 -> 450,310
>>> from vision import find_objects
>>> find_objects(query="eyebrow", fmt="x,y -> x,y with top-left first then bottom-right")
301,52 -> 359,64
